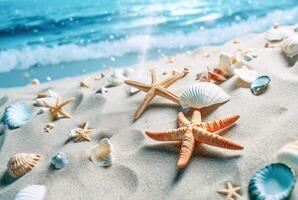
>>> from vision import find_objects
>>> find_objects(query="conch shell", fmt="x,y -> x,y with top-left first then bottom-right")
7,153 -> 42,177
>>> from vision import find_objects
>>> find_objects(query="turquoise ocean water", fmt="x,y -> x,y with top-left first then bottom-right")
0,0 -> 298,87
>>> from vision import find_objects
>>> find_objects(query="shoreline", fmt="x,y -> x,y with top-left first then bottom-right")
0,25 -> 298,199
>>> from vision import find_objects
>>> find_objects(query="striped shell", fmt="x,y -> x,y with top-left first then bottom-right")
90,138 -> 113,167
7,153 -> 42,177
277,141 -> 298,174
179,82 -> 230,109
234,66 -> 259,83
2,102 -> 32,130
281,36 -> 298,58
15,185 -> 46,200
250,76 -> 270,95
248,163 -> 296,200
264,29 -> 288,42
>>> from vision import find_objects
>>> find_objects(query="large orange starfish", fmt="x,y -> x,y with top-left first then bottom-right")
42,96 -> 74,121
145,110 -> 244,169
124,68 -> 188,119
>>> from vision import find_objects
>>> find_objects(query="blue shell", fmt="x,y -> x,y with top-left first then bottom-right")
2,102 -> 32,130
251,75 -> 270,95
248,163 -> 296,200
51,152 -> 69,170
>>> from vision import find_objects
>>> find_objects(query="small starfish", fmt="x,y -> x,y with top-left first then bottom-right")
145,110 -> 243,169
42,96 -> 74,121
70,122 -> 95,142
217,181 -> 241,200
125,68 -> 188,119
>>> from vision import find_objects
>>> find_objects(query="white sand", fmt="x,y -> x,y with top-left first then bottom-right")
1,25 -> 298,200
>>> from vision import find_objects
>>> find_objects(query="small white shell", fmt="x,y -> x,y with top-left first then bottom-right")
234,66 -> 259,83
107,70 -> 126,87
264,29 -> 288,42
68,129 -> 78,139
277,141 -> 298,174
90,138 -> 113,167
179,82 -> 230,109
31,79 -> 40,85
218,53 -> 234,76
15,185 -> 46,200
281,36 -> 298,58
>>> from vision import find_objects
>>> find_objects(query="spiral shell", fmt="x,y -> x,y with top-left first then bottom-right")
277,141 -> 298,174
281,36 -> 298,58
15,185 -> 46,200
90,138 -> 113,167
248,163 -> 296,200
7,153 -> 42,177
2,102 -> 32,130
179,82 -> 230,109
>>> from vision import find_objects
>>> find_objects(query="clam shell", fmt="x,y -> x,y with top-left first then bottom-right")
2,102 -> 32,130
234,66 -> 259,83
179,82 -> 230,109
264,29 -> 288,42
90,138 -> 113,167
277,141 -> 298,175
248,163 -> 296,200
107,70 -> 126,87
218,53 -> 234,77
7,153 -> 42,177
281,36 -> 298,58
51,152 -> 69,170
15,185 -> 46,200
250,75 -> 270,95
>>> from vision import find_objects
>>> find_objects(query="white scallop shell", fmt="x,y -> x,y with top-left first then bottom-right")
234,66 -> 259,83
90,138 -> 114,167
179,82 -> 230,109
15,185 -> 46,200
281,36 -> 298,58
277,141 -> 298,174
218,53 -> 234,76
107,70 -> 126,87
264,29 -> 288,42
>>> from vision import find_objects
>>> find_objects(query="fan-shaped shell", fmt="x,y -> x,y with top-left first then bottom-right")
2,102 -> 32,130
277,141 -> 298,175
248,163 -> 296,200
234,66 -> 259,83
7,153 -> 42,177
15,185 -> 46,200
250,76 -> 270,95
51,152 -> 69,170
218,53 -> 235,77
264,29 -> 288,42
281,36 -> 298,58
179,82 -> 230,109
90,138 -> 113,167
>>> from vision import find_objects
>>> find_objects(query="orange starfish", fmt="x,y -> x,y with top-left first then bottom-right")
42,96 -> 74,121
145,110 -> 243,169
124,68 -> 188,119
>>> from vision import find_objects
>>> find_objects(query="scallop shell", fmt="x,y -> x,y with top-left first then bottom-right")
7,153 -> 42,177
264,29 -> 288,42
234,66 -> 259,83
107,70 -> 126,87
15,185 -> 46,200
90,138 -> 113,167
251,75 -> 270,95
2,102 -> 32,130
277,141 -> 298,174
51,152 -> 69,170
179,82 -> 230,109
248,163 -> 296,200
281,36 -> 298,58
218,53 -> 235,77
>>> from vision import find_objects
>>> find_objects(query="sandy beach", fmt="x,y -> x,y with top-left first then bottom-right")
1,24 -> 298,200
